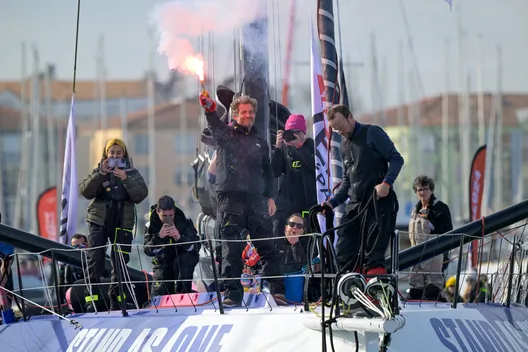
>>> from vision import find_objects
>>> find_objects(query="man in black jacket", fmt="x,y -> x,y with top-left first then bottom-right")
199,91 -> 286,307
323,104 -> 404,277
144,196 -> 200,297
272,114 -> 317,237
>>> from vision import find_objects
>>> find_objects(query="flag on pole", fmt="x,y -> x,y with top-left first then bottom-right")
59,94 -> 78,245
310,17 -> 334,239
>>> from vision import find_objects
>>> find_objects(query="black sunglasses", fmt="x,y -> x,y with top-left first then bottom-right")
287,221 -> 304,229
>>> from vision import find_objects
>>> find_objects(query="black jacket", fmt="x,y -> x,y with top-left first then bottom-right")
277,236 -> 313,273
271,138 -> 317,213
205,111 -> 275,198
144,204 -> 200,258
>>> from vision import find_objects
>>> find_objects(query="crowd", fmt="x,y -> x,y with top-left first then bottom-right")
0,88 -> 475,315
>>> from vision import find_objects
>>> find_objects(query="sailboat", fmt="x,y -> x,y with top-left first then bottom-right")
1,1 -> 528,351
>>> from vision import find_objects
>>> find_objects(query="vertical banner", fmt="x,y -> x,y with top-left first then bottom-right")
469,145 -> 486,269
310,17 -> 333,237
60,94 -> 78,245
36,187 -> 58,241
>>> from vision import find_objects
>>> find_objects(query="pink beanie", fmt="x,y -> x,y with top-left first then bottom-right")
285,114 -> 307,133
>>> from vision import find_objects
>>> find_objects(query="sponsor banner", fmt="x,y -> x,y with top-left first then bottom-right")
0,310 -> 355,351
37,187 -> 58,241
468,145 -> 486,269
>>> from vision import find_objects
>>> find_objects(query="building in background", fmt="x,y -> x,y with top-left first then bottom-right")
358,93 -> 527,223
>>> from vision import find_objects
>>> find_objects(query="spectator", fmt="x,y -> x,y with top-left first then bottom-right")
144,196 -> 200,297
407,175 -> 453,301
272,114 -> 317,237
277,213 -> 313,273
59,234 -> 89,296
80,138 -> 148,311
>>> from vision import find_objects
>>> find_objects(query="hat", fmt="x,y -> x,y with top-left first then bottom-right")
285,114 -> 307,133
105,138 -> 127,155
157,195 -> 176,211
445,276 -> 456,288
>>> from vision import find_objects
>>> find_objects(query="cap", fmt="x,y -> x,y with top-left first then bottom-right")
285,114 -> 307,133
156,195 -> 176,211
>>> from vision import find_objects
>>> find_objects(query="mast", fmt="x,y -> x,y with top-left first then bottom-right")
241,1 -> 270,146
147,31 -> 157,206
441,39 -> 450,206
397,41 -> 406,204
14,43 -> 30,230
494,46 -> 503,211
281,0 -> 296,107
44,64 -> 56,188
370,33 -> 379,125
476,35 -> 485,146
97,35 -> 107,138
119,92 -> 128,144
180,99 -> 188,186
30,45 -> 41,234
457,14 -> 470,221
316,0 -> 344,222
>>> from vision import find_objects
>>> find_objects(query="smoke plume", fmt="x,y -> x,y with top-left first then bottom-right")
150,0 -> 267,74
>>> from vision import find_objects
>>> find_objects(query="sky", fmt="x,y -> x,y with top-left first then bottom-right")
1,0 -> 528,111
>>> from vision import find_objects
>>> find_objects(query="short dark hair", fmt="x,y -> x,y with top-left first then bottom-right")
71,234 -> 88,243
412,175 -> 435,192
287,213 -> 307,229
157,195 -> 176,211
327,104 -> 352,121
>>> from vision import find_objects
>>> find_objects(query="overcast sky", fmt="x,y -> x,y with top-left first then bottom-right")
1,0 -> 527,111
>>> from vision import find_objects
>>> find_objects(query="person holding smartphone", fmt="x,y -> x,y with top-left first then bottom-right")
79,138 -> 148,311
144,196 -> 200,297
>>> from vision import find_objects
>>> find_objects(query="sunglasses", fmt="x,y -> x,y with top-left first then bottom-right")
73,243 -> 87,249
287,221 -> 304,229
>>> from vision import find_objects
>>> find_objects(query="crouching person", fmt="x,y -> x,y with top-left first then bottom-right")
144,196 -> 200,297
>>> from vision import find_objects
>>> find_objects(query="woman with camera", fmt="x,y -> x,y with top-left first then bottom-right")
271,114 -> 317,237
79,138 -> 148,311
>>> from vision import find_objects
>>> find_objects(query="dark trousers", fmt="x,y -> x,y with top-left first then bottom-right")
336,191 -> 398,272
87,222 -> 132,301
217,193 -> 284,301
151,250 -> 198,297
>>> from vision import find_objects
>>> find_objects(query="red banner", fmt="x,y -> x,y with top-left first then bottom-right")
469,146 -> 486,268
37,187 -> 58,242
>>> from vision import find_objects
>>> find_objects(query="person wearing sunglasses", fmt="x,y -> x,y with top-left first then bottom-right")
278,214 -> 314,273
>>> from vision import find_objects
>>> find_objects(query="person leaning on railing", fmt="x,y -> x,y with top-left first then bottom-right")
407,175 -> 453,301
79,138 -> 148,311
144,196 -> 200,298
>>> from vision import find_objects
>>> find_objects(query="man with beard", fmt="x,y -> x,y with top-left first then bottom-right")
323,104 -> 404,277
199,92 -> 286,307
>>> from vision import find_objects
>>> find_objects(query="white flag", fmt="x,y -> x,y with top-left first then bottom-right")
310,17 -> 335,243
59,94 -> 78,245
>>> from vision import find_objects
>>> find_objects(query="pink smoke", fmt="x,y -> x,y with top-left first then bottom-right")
150,0 -> 266,75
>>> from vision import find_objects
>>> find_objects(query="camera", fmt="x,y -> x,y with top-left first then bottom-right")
283,130 -> 297,142
108,158 -> 130,169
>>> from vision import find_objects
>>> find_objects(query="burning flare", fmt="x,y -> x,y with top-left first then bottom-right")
181,54 -> 205,82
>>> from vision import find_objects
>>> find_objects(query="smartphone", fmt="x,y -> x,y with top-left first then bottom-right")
108,158 -> 128,169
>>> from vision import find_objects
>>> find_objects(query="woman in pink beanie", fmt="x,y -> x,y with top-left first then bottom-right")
271,114 -> 317,238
